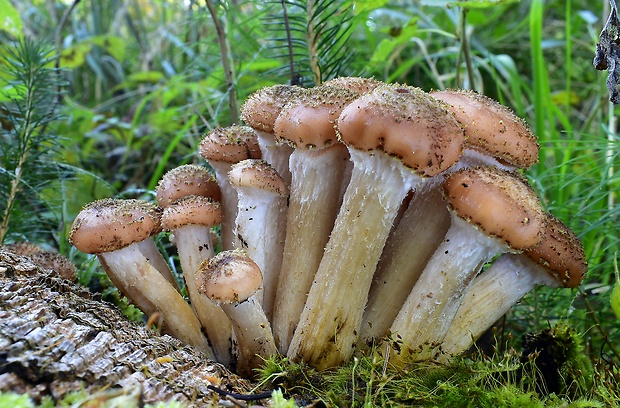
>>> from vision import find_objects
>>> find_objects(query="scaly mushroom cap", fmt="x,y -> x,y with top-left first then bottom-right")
70,198 -> 163,254
273,85 -> 359,150
337,83 -> 465,177
240,85 -> 306,133
161,195 -> 222,231
5,241 -> 44,256
197,249 -> 263,304
228,159 -> 288,196
525,213 -> 587,288
198,125 -> 262,163
156,164 -> 221,207
29,251 -> 78,281
443,166 -> 544,250
431,89 -> 539,169
323,76 -> 384,94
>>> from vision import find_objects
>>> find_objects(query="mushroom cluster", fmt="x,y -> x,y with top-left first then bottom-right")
70,78 -> 587,376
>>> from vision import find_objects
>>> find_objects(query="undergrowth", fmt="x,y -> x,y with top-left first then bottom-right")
257,325 -> 617,407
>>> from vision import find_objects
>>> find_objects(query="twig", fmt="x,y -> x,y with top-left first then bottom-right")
204,0 -> 239,124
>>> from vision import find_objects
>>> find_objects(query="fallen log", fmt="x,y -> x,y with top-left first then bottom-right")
0,248 -> 254,406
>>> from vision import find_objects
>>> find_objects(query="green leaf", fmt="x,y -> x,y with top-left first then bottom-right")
353,0 -> 390,14
420,0 -> 519,8
125,71 -> 166,84
612,256 -> 620,320
0,0 -> 23,38
60,43 -> 94,68
368,20 -> 418,66
90,35 -> 126,62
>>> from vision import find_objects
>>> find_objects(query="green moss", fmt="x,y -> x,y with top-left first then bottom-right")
256,325 -> 611,407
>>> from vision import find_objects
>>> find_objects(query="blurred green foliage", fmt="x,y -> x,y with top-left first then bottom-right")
1,0 -> 619,393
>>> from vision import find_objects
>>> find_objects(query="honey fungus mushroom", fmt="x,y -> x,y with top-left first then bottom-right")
387,166 -> 545,365
441,213 -> 587,357
196,250 -> 277,378
287,83 -> 464,369
70,198 -> 214,357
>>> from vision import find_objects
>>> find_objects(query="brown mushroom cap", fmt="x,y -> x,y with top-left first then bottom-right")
240,85 -> 306,133
197,249 -> 263,304
443,166 -> 544,250
430,89 -> 539,169
323,76 -> 384,94
198,125 -> 261,164
228,159 -> 288,196
273,85 -> 358,150
156,164 -> 222,207
525,213 -> 587,288
70,198 -> 163,254
337,83 -> 465,177
161,195 -> 222,231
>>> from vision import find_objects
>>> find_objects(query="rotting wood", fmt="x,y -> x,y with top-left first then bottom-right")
0,248 -> 254,406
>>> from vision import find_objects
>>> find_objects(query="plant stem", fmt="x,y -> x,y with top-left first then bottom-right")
204,0 -> 239,123
578,287 -> 620,362
306,0 -> 322,85
459,7 -> 475,89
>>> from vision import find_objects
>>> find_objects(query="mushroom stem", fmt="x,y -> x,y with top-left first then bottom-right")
361,183 -> 450,344
253,129 -> 294,186
387,215 -> 508,362
172,224 -> 233,366
221,296 -> 277,378
135,239 -> 179,291
208,161 -> 239,251
439,253 -> 556,356
272,144 -> 350,353
99,243 -> 214,357
287,149 -> 423,368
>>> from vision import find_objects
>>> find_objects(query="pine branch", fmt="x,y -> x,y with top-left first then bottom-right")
0,38 -> 65,244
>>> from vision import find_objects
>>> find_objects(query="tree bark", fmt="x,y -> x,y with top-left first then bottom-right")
0,249 -> 253,406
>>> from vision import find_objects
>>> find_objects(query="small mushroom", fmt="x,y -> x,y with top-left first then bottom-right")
161,195 -> 233,366
228,159 -> 288,321
70,198 -> 214,357
387,166 -> 545,364
441,213 -> 587,357
198,126 -> 261,250
196,250 -> 277,378
287,83 -> 464,369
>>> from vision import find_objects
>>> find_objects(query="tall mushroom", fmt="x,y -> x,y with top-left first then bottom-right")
287,83 -> 465,369
441,213 -> 587,357
240,84 -> 306,186
271,85 -> 359,353
387,166 -> 544,364
198,126 -> 261,250
228,159 -> 288,321
70,198 -> 214,356
361,89 -> 540,344
161,195 -> 233,366
196,250 -> 277,378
